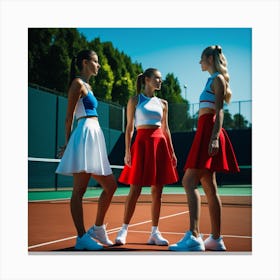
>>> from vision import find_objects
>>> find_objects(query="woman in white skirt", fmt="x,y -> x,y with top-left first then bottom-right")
56,50 -> 117,250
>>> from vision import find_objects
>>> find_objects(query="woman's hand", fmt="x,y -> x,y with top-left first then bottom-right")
208,139 -> 219,156
124,151 -> 132,167
57,145 -> 67,159
171,153 -> 177,167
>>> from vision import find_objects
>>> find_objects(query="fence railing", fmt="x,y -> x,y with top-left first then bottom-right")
29,83 -> 251,133
169,100 -> 252,132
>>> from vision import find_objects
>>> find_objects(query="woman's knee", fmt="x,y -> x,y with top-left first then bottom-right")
72,187 -> 87,199
151,185 -> 163,200
182,169 -> 200,191
106,175 -> 118,194
129,185 -> 142,198
72,173 -> 90,198
201,172 -> 218,197
96,174 -> 118,195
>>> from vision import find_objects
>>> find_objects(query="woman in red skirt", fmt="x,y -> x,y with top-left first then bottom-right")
116,68 -> 179,246
169,45 -> 240,252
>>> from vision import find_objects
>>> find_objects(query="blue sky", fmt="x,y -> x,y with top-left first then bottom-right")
78,28 -> 252,121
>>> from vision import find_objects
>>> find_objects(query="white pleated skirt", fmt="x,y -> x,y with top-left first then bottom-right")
56,118 -> 112,176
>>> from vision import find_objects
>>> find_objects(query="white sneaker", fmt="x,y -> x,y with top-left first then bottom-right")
204,234 -> 226,251
75,233 -> 103,251
87,225 -> 113,246
147,231 -> 169,246
115,228 -> 127,245
169,231 -> 205,251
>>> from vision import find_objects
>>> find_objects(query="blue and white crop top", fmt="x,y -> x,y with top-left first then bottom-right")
75,81 -> 98,119
134,93 -> 163,127
199,72 -> 220,110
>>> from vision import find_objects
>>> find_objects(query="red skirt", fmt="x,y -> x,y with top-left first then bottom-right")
118,128 -> 179,186
184,113 -> 240,173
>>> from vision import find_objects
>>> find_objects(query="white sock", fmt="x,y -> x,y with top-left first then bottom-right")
122,224 -> 128,230
94,224 -> 104,230
151,226 -> 158,234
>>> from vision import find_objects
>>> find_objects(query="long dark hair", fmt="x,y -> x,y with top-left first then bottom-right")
136,68 -> 159,94
69,49 -> 97,87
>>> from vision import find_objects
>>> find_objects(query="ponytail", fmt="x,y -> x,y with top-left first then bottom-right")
136,68 -> 159,94
68,50 -> 97,88
68,56 -> 77,88
136,73 -> 144,94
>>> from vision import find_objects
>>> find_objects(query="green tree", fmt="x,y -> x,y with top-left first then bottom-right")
233,113 -> 249,129
157,73 -> 193,131
28,28 -> 88,94
29,29 -> 231,111
28,28 -> 56,86
93,61 -> 115,100
158,73 -> 183,103
223,109 -> 234,129
111,73 -> 134,106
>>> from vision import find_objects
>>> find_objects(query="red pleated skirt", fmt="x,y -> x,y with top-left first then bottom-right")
118,128 -> 179,186
184,113 -> 240,173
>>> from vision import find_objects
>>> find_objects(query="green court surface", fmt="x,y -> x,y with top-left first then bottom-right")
28,185 -> 252,201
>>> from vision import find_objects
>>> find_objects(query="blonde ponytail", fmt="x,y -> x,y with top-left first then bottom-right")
203,45 -> 232,103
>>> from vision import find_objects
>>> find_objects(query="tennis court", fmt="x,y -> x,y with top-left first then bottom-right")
28,185 -> 252,253
28,86 -> 252,253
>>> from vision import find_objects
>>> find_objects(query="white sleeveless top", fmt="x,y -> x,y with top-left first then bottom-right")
134,93 -> 163,127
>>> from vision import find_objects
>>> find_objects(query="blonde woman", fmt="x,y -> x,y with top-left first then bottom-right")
169,46 -> 239,251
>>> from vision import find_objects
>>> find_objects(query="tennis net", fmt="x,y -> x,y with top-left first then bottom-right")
28,157 -> 124,191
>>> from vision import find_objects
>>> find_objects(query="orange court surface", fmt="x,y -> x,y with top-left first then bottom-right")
28,190 -> 252,253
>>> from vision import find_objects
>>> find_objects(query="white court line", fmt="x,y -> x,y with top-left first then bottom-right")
126,230 -> 252,239
28,211 -> 188,249
29,208 -> 252,249
29,193 -> 140,203
28,236 -> 77,249
106,210 -> 189,234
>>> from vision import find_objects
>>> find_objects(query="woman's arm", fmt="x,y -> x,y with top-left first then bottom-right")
123,96 -> 137,166
57,79 -> 82,158
208,74 -> 226,156
161,99 -> 177,167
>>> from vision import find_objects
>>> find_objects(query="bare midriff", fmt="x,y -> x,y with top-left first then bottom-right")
136,124 -> 160,130
198,107 -> 215,118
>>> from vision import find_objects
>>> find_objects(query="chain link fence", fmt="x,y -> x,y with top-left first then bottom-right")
169,100 -> 252,132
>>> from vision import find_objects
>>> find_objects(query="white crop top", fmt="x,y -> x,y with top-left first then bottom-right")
134,93 -> 163,127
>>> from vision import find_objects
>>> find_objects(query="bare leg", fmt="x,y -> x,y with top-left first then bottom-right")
91,173 -> 118,226
200,171 -> 222,239
123,184 -> 142,224
71,173 -> 91,237
151,185 -> 164,226
182,169 -> 202,237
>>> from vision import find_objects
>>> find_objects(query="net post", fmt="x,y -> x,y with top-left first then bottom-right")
54,95 -> 59,191
122,106 -> 125,133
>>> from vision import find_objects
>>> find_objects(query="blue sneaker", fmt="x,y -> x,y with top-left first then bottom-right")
169,231 -> 205,251
75,233 -> 103,251
204,234 -> 226,251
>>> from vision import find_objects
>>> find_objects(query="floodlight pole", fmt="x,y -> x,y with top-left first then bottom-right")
184,84 -> 187,101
